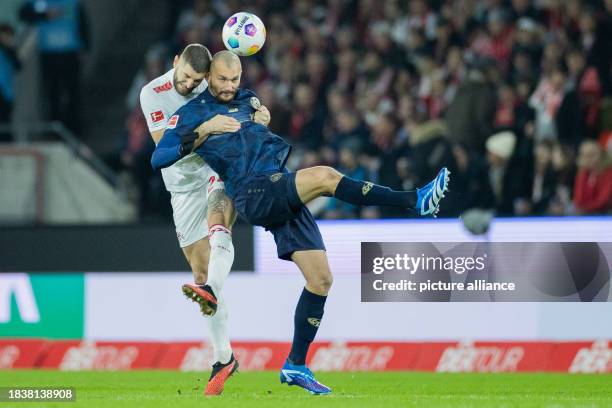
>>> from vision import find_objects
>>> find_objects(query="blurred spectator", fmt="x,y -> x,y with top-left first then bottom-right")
578,66 -> 603,138
445,62 -> 497,153
355,50 -> 395,123
328,108 -> 370,152
525,140 -> 557,215
288,82 -> 326,149
510,17 -> 541,76
573,140 -> 612,214
509,0 -> 544,23
0,23 -> 20,140
577,7 -> 612,95
125,45 -> 169,110
175,0 -> 219,36
485,130 -> 528,215
529,65 -> 584,149
173,0 -> 223,55
548,143 -> 576,215
20,0 -> 89,134
476,8 -> 513,69
324,146 -> 368,219
494,83 -> 517,131
450,143 -> 494,212
256,80 -> 291,135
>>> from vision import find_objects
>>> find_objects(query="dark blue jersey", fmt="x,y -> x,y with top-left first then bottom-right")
151,88 -> 292,198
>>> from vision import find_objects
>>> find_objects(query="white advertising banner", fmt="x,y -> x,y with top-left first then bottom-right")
85,273 -> 612,341
256,217 -> 612,275
85,217 -> 612,341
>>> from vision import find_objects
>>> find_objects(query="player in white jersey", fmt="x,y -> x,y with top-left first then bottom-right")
139,44 -> 270,395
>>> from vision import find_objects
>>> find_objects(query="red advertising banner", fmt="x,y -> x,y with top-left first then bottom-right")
432,341 -> 556,372
309,342 -> 419,371
548,340 -> 612,373
3,339 -> 611,372
0,339 -> 48,368
39,341 -> 165,370
158,341 -> 291,371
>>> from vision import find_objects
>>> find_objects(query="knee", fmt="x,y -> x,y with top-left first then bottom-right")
313,166 -> 342,195
307,271 -> 333,295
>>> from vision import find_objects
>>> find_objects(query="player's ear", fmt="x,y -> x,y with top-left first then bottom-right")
173,55 -> 179,68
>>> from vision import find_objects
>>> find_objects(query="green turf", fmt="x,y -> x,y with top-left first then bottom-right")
1,370 -> 611,408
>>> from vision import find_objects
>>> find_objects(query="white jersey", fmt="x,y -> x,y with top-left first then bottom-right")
140,68 -> 209,192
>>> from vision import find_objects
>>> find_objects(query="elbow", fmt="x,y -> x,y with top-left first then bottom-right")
150,151 -> 163,170
150,154 -> 159,170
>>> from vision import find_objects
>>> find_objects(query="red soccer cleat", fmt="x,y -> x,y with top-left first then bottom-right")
204,354 -> 239,396
182,283 -> 218,316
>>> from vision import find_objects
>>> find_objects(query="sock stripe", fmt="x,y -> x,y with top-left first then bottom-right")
209,224 -> 231,236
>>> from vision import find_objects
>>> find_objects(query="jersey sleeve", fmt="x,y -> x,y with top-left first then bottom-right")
150,104 -> 215,170
140,86 -> 169,133
150,106 -> 189,170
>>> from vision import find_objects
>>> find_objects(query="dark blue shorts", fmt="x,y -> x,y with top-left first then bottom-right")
234,171 -> 325,260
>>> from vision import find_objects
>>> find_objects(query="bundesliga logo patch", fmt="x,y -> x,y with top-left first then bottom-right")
150,111 -> 164,123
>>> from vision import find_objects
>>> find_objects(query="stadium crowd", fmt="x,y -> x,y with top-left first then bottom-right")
120,0 -> 612,219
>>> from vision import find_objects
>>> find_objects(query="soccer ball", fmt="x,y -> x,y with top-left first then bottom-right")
222,12 -> 266,57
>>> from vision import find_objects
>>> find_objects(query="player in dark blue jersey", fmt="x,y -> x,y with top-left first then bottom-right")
152,51 -> 450,395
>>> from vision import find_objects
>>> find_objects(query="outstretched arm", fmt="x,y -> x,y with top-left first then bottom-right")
150,129 -> 191,170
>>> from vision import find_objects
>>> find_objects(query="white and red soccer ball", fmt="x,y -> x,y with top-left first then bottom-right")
222,12 -> 266,57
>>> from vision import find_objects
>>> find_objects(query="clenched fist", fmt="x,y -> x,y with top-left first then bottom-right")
253,105 -> 271,127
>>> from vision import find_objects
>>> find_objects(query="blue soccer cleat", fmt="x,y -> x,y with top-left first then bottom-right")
416,167 -> 451,217
280,360 -> 332,395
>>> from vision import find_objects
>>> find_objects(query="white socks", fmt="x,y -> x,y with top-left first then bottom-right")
206,224 -> 235,364
207,294 -> 232,364
206,225 -> 234,295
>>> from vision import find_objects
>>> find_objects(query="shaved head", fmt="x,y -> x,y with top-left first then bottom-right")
211,50 -> 242,70
207,51 -> 243,102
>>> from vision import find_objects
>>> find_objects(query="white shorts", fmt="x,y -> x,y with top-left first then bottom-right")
170,173 -> 226,248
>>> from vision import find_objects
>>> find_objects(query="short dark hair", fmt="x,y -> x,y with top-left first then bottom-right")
180,44 -> 212,73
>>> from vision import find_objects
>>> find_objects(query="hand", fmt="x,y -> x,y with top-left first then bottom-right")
193,115 -> 241,150
199,114 -> 241,136
253,105 -> 271,127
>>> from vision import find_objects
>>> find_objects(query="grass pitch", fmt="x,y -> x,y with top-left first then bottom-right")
1,370 -> 611,408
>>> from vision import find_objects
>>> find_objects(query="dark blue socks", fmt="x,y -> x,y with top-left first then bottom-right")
288,288 -> 327,365
334,176 -> 417,208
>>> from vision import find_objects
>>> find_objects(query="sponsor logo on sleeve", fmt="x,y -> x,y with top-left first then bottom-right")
153,81 -> 172,93
167,115 -> 179,129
